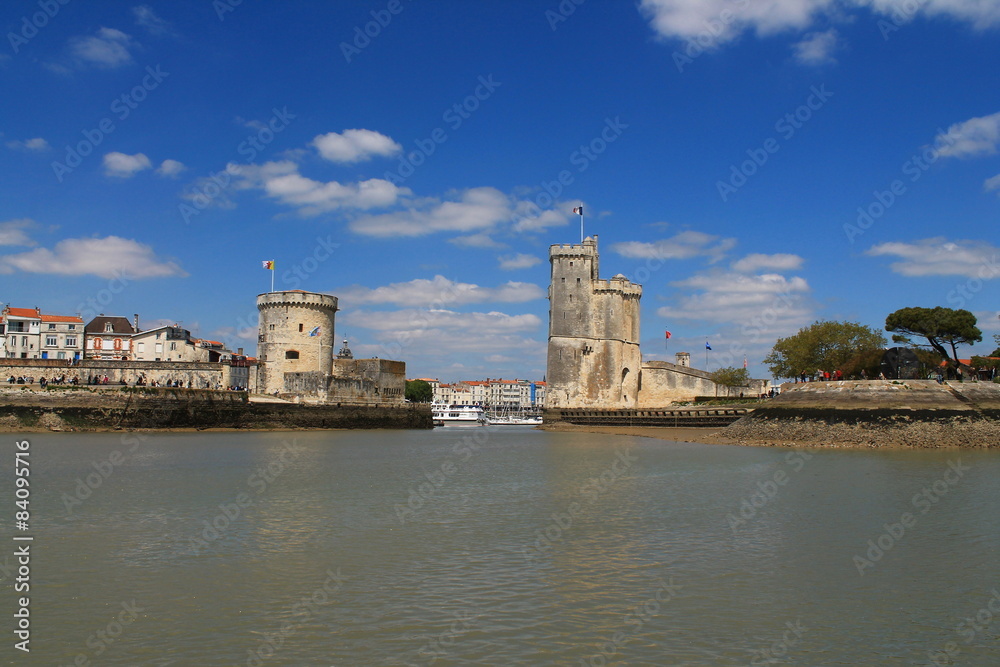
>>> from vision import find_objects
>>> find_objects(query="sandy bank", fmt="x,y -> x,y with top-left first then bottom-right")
540,421 -> 738,445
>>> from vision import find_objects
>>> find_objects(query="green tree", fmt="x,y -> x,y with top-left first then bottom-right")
884,307 -> 982,376
991,334 -> 1000,358
710,366 -> 751,396
405,379 -> 433,403
763,320 -> 887,380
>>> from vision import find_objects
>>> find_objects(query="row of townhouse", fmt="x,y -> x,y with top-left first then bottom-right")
1,307 -> 84,360
1,307 -> 248,364
417,377 -> 546,409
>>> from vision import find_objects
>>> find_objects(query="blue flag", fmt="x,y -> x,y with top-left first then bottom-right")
309,326 -> 320,337
705,342 -> 712,350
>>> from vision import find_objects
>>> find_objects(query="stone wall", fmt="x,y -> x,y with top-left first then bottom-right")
0,359 -> 242,390
0,385 -> 430,431
281,358 -> 406,405
637,361 -> 764,405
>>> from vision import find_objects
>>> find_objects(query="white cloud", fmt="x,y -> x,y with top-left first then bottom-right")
498,253 -> 542,270
731,253 -> 804,272
973,311 -> 1000,334
611,231 -> 737,263
312,129 -> 401,163
69,28 -> 136,68
343,308 -> 541,334
104,152 -> 152,178
657,271 -> 812,330
933,112 -> 1000,158
511,203 -> 570,233
985,173 -> 1000,193
0,236 -> 186,279
332,275 -> 545,308
448,233 -> 506,249
639,0 -> 835,44
0,219 -> 37,247
349,187 -> 511,237
866,238 -> 1000,278
867,0 -> 1000,28
132,5 -> 172,35
639,1 -> 1000,44
234,160 -> 409,215
156,159 -> 185,177
340,308 -> 546,378
6,137 -> 50,152
792,28 -> 838,64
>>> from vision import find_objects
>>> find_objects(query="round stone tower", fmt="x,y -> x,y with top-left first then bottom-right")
256,290 -> 338,395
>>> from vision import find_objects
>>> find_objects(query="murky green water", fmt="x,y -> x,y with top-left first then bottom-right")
2,428 -> 999,665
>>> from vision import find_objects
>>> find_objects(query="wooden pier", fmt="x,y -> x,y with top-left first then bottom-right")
545,407 -> 751,427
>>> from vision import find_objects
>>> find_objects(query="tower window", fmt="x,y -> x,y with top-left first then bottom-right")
576,278 -> 581,284
561,277 -> 565,283
568,294 -> 573,301
299,323 -> 304,332
569,261 -> 573,266
285,350 -> 300,360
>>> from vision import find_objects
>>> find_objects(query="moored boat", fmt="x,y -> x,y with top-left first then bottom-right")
431,403 -> 487,426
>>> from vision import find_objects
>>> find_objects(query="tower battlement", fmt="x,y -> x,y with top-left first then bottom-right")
549,235 -> 599,258
257,290 -> 338,311
593,277 -> 642,297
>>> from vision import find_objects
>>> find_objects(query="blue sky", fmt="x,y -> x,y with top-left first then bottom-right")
2,0 -> 999,381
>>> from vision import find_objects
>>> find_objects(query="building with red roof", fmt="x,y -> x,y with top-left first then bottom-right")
2,306 -> 84,360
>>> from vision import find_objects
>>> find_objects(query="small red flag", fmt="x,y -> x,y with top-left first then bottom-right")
665,330 -> 672,339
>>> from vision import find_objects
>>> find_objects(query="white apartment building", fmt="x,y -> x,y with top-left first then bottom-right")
39,313 -> 85,360
427,378 -> 545,409
1,307 -> 83,360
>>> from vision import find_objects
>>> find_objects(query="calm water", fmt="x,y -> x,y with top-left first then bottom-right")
2,428 -> 999,666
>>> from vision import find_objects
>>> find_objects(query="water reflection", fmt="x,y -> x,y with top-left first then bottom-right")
7,431 -> 999,665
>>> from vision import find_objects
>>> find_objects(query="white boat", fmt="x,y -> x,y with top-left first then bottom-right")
432,403 -> 487,426
486,415 -> 543,426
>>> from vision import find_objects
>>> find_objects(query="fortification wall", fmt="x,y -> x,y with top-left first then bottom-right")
636,361 -> 763,405
0,359 -> 238,389
638,362 -> 722,405
282,358 -> 406,405
0,385 -> 430,431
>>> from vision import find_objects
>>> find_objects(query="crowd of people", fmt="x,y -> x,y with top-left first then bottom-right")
795,369 -> 847,383
5,374 -> 246,391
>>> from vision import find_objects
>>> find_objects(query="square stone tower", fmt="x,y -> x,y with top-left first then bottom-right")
546,235 -> 642,408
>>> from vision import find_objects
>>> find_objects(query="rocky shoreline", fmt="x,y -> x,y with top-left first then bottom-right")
543,381 -> 1000,449
724,380 -> 1000,449
723,411 -> 998,448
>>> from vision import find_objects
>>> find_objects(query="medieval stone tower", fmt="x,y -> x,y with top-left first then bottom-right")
256,290 -> 338,395
546,235 -> 642,408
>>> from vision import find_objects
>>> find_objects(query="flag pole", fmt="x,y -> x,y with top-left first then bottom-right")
270,267 -> 274,293
580,210 -> 584,242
